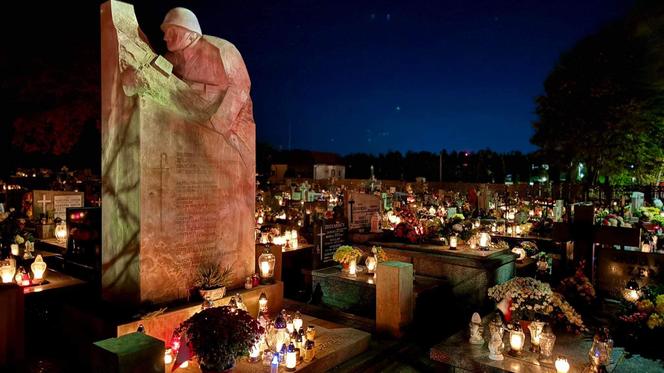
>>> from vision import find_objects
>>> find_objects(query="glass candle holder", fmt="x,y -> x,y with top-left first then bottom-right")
528,321 -> 545,353
449,236 -> 458,250
539,324 -> 556,364
365,255 -> 377,273
258,247 -> 276,284
0,261 -> 16,283
623,279 -> 641,303
285,342 -> 297,371
348,259 -> 357,276
508,324 -> 525,357
479,232 -> 491,250
589,328 -> 613,372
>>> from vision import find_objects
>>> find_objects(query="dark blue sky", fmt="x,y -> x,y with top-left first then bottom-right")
163,0 -> 629,155
8,0 -> 634,156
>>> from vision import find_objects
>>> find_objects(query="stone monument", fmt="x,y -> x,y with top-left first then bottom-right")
101,1 -> 255,305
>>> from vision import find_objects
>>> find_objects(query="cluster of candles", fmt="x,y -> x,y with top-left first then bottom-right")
0,255 -> 47,285
506,322 -> 571,373
259,229 -> 299,249
448,232 -> 491,251
254,309 -> 317,372
485,316 -> 572,373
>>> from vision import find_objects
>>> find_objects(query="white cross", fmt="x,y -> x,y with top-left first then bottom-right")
317,227 -> 325,256
37,194 -> 51,213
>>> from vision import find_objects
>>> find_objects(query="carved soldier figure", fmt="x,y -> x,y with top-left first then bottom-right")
160,7 -> 254,155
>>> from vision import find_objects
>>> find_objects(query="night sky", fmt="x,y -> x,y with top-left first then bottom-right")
4,0 -> 633,157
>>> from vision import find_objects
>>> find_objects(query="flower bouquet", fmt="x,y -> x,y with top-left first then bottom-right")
617,285 -> 664,354
173,306 -> 264,372
332,245 -> 363,267
370,245 -> 388,262
557,260 -> 596,314
488,277 -> 587,333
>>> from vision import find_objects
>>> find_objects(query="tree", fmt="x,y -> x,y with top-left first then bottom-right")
532,1 -> 664,185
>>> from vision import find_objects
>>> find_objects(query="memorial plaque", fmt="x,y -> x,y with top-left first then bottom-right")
316,221 -> 348,264
346,192 -> 381,231
101,2 -> 255,305
32,190 -> 84,220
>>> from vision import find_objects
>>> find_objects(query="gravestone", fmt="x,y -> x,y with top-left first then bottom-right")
32,190 -> 84,221
315,221 -> 348,266
345,192 -> 381,231
631,192 -> 645,212
101,1 -> 255,305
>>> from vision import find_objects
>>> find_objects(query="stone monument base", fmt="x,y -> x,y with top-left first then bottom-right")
116,283 -> 284,343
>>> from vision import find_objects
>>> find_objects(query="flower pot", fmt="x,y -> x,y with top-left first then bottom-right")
199,286 -> 226,301
342,262 -> 349,270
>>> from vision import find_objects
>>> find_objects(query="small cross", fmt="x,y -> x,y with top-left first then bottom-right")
317,226 -> 325,257
37,194 -> 51,214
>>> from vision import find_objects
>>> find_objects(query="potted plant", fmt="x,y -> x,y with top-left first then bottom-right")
175,306 -> 264,372
332,245 -> 363,269
193,263 -> 233,301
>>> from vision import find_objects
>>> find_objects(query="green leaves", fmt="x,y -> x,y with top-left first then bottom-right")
533,5 -> 664,185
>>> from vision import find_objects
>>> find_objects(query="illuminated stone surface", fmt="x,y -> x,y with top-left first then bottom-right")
101,1 -> 255,305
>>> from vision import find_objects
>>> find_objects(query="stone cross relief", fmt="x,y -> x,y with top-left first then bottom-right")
149,152 -> 169,232
318,226 -> 326,257
37,194 -> 51,214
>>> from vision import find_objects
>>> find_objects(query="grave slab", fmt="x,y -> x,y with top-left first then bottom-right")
173,313 -> 371,373
429,313 -> 661,373
370,241 -> 515,310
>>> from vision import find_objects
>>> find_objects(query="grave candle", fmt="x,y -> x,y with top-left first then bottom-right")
164,348 -> 173,365
270,354 -> 279,373
31,255 -> 47,283
285,342 -> 297,371
365,255 -> 377,273
286,317 -> 295,334
515,225 -> 522,236
10,244 -> 19,256
449,236 -> 457,250
259,292 -> 268,314
1,264 -> 15,283
291,231 -> 299,249
555,356 -> 570,373
249,340 -> 261,362
623,279 -> 641,302
21,273 -> 31,286
508,324 -> 525,356
479,232 -> 490,250
293,311 -> 303,332
348,259 -> 357,276
54,222 -> 68,243
507,226 -> 513,235
258,249 -> 276,284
